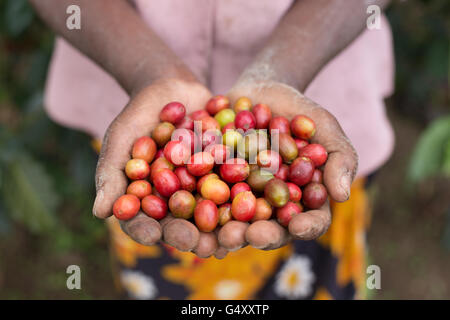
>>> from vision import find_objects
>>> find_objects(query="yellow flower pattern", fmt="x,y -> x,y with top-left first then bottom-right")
162,245 -> 292,299
317,178 -> 369,297
107,217 -> 162,268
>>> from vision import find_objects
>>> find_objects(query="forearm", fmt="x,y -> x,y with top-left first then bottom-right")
29,0 -> 195,95
237,0 -> 391,92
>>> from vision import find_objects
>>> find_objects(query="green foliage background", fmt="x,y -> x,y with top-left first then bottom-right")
0,0 -> 448,298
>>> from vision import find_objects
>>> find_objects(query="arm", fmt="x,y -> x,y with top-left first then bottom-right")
237,0 -> 391,91
29,0 -> 195,94
224,0 -> 390,250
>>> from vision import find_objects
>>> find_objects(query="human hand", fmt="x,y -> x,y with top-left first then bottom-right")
93,78 -> 228,258
218,80 -> 358,250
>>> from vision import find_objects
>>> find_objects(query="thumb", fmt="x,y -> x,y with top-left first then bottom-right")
310,108 -> 358,202
93,121 -> 135,218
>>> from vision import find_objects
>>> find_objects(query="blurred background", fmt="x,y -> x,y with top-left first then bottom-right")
0,0 -> 449,299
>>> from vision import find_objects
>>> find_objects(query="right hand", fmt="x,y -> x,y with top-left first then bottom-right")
222,80 -> 359,251
93,78 -> 228,259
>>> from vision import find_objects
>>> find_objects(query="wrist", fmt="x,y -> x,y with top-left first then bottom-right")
128,60 -> 198,98
233,59 -> 310,95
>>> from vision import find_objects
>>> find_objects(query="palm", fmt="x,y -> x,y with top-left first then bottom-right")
93,79 -> 222,257
220,81 -> 358,249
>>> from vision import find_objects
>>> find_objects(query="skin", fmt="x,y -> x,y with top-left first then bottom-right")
224,0 -> 390,249
30,0 -> 390,254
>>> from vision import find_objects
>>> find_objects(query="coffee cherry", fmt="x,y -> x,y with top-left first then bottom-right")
194,200 -> 219,232
221,121 -> 236,134
201,178 -> 231,205
190,109 -> 209,120
311,169 -> 323,183
218,203 -> 232,225
160,102 -> 186,124
231,191 -> 256,222
205,95 -> 230,115
294,138 -> 309,151
200,116 -> 220,132
126,180 -> 152,199
276,201 -> 303,227
132,136 -> 157,163
288,157 -> 315,186
235,110 -> 256,132
252,103 -> 272,129
113,195 -> 140,220
187,152 -> 215,176
169,190 -> 196,219
257,150 -> 282,174
142,195 -> 167,220
219,158 -> 250,183
214,108 -> 236,128
278,133 -> 298,163
152,122 -> 175,147
204,143 -> 231,164
152,168 -> 181,197
125,159 -> 150,180
269,116 -> 291,135
286,182 -> 302,202
201,129 -> 222,149
230,182 -> 251,201
251,198 -> 273,222
171,128 -> 199,153
163,140 -> 191,166
150,157 -> 174,181
274,164 -> 289,181
247,169 -> 274,193
174,167 -> 196,192
264,178 -> 289,208
222,129 -> 243,149
197,173 -> 219,193
176,116 -> 194,130
302,182 -> 327,209
233,97 -> 252,113
298,144 -> 328,167
291,115 -> 316,140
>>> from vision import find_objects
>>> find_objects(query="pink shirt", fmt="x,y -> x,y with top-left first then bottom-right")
44,0 -> 395,177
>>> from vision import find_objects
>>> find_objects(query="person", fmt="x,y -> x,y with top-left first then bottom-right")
30,0 -> 394,299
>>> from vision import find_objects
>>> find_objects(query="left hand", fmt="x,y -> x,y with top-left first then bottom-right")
218,80 -> 358,250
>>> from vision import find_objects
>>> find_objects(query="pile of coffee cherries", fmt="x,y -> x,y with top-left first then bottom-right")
112,95 -> 328,233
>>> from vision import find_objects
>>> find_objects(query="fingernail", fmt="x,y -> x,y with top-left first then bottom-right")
92,190 -> 103,217
340,175 -> 351,200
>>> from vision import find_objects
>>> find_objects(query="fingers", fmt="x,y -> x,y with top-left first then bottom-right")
214,247 -> 229,259
213,227 -> 229,259
162,218 -> 200,252
193,232 -> 219,258
245,220 -> 291,250
119,211 -> 162,246
93,94 -> 161,219
309,108 -> 358,202
93,120 -> 135,218
229,85 -> 358,202
218,221 -> 249,251
288,200 -> 331,240
159,214 -> 175,229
